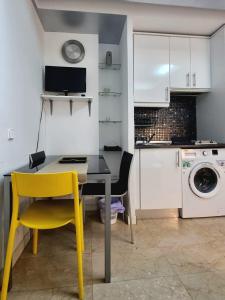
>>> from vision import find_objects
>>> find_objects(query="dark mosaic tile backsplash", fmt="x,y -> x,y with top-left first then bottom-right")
135,96 -> 196,142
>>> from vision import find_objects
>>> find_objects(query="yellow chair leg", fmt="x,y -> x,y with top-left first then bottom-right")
1,221 -> 18,300
79,200 -> 84,253
75,209 -> 84,299
32,229 -> 38,255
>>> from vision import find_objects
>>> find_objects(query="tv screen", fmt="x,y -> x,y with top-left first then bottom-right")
44,66 -> 86,93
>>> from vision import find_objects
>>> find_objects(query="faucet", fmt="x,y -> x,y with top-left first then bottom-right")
147,133 -> 156,143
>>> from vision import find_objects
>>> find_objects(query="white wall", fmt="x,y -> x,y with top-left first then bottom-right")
197,27 -> 225,142
43,32 -> 99,155
0,0 -> 44,265
120,18 -> 134,153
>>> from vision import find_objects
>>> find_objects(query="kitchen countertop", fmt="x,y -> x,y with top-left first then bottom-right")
135,143 -> 225,149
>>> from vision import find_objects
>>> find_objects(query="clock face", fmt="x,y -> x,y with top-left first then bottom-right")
62,40 -> 85,64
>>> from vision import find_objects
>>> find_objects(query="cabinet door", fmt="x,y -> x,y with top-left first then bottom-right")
190,38 -> 211,89
134,34 -> 170,103
140,149 -> 182,209
170,37 -> 191,88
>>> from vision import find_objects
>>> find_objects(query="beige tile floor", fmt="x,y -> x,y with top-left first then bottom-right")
7,215 -> 225,299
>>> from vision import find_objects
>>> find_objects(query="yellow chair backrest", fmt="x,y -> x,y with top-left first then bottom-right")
11,171 -> 78,198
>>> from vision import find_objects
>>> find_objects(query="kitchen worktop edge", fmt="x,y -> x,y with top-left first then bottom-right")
135,144 -> 225,149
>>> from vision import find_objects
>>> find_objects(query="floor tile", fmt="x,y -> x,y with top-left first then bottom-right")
136,218 -> 216,249
91,218 -> 135,253
92,246 -> 174,283
179,271 -> 225,300
8,285 -> 93,300
12,253 -> 92,291
23,224 -> 92,257
93,276 -> 192,300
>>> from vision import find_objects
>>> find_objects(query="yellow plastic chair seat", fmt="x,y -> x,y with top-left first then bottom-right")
20,199 -> 74,229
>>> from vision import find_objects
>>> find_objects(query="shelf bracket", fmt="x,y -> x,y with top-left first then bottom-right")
88,100 -> 91,117
69,100 -> 73,116
49,99 -> 53,115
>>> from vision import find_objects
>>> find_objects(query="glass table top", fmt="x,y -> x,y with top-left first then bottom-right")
4,155 -> 111,176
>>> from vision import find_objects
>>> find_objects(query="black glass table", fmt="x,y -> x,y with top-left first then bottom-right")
2,155 -> 112,286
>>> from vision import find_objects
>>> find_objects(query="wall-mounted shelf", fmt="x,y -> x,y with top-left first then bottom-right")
99,92 -> 121,97
99,63 -> 121,70
99,120 -> 122,124
41,94 -> 93,116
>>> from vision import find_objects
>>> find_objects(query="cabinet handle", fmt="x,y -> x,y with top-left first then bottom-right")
165,87 -> 169,101
193,73 -> 196,87
176,150 -> 180,168
186,73 -> 190,87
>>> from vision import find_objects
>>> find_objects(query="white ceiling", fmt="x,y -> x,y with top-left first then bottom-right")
123,0 -> 225,11
36,0 -> 225,36
37,9 -> 126,44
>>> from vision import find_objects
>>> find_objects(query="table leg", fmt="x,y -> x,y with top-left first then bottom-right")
104,174 -> 111,283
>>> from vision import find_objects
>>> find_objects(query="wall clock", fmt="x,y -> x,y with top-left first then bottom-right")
61,40 -> 85,64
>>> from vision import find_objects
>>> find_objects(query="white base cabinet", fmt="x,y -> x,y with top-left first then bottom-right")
140,148 -> 182,209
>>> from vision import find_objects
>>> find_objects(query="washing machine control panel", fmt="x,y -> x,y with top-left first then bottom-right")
181,149 -> 225,170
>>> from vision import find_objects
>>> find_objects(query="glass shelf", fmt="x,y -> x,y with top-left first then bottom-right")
99,120 -> 122,124
99,63 -> 121,70
99,92 -> 122,97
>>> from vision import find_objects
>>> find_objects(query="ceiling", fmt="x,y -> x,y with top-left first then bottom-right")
36,7 -> 126,44
35,0 -> 225,37
122,0 -> 225,11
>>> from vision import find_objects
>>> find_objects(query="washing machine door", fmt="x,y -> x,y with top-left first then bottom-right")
189,163 -> 221,198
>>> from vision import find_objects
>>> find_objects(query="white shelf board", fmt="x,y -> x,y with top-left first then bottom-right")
41,94 -> 93,116
41,94 -> 93,102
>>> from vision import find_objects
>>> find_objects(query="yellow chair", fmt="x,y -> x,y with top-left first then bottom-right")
1,171 -> 84,300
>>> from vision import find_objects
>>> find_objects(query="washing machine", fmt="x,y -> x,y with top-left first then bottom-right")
181,148 -> 225,218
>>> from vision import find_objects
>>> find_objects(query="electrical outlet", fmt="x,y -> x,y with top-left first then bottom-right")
8,128 -> 15,140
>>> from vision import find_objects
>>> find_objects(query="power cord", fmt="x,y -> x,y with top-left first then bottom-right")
35,99 -> 44,152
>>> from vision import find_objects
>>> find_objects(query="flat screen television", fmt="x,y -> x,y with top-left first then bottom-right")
44,66 -> 86,94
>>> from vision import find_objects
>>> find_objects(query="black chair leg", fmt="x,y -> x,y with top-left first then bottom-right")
121,196 -> 125,222
127,194 -> 134,244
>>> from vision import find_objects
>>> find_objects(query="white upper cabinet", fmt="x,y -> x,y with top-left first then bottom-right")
133,33 -> 211,106
190,37 -> 211,89
170,37 -> 191,88
170,36 -> 210,89
134,34 -> 170,106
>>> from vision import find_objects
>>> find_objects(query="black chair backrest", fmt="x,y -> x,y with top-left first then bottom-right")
29,151 -> 46,169
117,151 -> 133,194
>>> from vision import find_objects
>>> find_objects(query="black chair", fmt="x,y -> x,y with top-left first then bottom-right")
82,151 -> 134,243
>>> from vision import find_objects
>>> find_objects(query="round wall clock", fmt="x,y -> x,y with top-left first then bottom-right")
61,40 -> 85,64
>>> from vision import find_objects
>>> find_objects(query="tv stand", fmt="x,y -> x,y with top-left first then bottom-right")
41,94 -> 93,116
